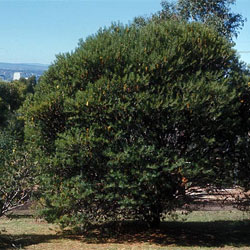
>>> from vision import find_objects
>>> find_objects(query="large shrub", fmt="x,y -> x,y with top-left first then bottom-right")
22,20 -> 249,228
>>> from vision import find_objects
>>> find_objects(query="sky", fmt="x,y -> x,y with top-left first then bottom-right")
0,0 -> 249,66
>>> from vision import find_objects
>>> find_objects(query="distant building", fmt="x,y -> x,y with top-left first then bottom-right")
13,72 -> 21,81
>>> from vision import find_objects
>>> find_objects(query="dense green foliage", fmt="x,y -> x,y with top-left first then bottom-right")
22,20 -> 249,229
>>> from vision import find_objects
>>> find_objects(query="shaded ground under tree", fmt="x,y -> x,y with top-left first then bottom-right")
0,208 -> 249,249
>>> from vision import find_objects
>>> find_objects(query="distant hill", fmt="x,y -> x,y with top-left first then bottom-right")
0,62 -> 49,81
0,62 -> 49,71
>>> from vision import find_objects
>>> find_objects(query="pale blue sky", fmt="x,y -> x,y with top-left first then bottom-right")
0,0 -> 249,65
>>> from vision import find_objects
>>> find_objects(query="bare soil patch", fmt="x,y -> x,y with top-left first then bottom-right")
185,186 -> 250,211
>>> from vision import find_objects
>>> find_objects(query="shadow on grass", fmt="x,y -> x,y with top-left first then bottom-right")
5,214 -> 34,220
0,234 -> 61,250
0,220 -> 250,249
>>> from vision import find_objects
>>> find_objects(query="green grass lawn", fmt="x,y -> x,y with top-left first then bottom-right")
0,210 -> 249,249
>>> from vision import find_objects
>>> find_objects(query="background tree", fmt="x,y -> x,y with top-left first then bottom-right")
177,0 -> 245,39
0,82 -> 21,127
135,0 -> 245,41
22,19 -> 249,229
